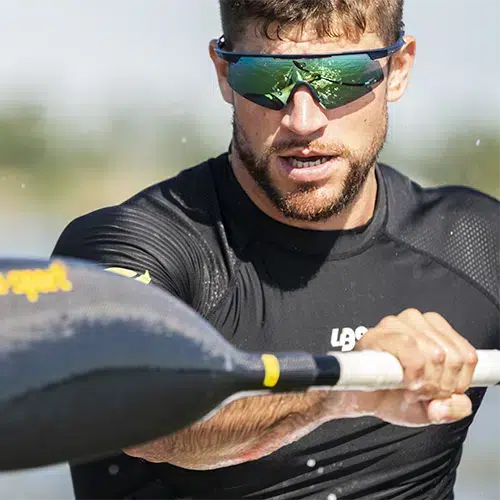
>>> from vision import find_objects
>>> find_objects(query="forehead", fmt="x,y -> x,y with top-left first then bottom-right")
237,23 -> 385,55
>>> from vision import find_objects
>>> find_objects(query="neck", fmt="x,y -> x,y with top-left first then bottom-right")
229,151 -> 379,232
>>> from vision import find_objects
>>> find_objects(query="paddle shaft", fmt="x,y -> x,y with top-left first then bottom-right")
0,258 -> 498,471
319,349 -> 500,390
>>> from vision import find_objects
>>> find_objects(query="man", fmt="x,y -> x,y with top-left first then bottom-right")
51,1 -> 499,499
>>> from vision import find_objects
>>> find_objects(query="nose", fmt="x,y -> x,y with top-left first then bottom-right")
281,85 -> 329,137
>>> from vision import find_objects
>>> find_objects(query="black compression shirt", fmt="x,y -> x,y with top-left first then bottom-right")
52,153 -> 499,500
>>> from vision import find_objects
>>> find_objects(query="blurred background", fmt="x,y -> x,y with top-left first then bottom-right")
0,0 -> 498,498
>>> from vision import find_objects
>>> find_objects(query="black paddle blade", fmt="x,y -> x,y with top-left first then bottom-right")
0,258 -> 262,471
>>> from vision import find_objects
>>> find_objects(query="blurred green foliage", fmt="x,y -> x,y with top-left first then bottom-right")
419,130 -> 499,199
0,103 -> 47,167
0,103 -> 112,169
0,100 -> 498,211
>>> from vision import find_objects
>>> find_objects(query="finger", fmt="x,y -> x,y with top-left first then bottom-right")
398,309 -> 447,398
402,310 -> 463,398
363,318 -> 438,399
426,394 -> 473,424
424,312 -> 478,393
361,324 -> 424,384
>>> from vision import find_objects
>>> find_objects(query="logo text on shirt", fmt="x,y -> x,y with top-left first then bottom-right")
330,326 -> 368,352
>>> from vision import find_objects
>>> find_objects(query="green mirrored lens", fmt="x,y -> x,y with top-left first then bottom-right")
227,54 -> 384,110
227,58 -> 294,109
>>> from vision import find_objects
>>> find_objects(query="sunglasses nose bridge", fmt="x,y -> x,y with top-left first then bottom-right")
286,81 -> 326,110
282,82 -> 329,135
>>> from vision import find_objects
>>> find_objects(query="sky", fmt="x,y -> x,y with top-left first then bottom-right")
0,0 -> 498,143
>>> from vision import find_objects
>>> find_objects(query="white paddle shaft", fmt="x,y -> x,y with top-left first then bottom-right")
329,349 -> 500,390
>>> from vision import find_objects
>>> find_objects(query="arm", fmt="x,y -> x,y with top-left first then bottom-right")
52,209 -> 476,476
126,309 -> 479,470
123,389 -> 355,470
52,211 -> 357,470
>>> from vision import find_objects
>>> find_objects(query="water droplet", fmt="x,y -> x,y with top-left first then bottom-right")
181,137 -> 187,144
317,467 -> 325,474
476,139 -> 481,146
108,464 -> 120,475
327,494 -> 337,500
21,184 -> 26,189
307,459 -> 316,467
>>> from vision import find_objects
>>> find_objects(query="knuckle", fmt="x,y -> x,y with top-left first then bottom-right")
446,359 -> 464,373
439,381 -> 455,392
437,392 -> 454,401
431,346 -> 447,363
378,315 -> 399,329
401,333 -> 419,348
439,380 -> 456,392
419,383 -> 443,397
455,383 -> 469,394
446,356 -> 464,372
423,311 -> 442,321
402,308 -> 422,318
465,349 -> 479,366
422,381 -> 439,392
434,386 -> 452,397
406,358 -> 426,376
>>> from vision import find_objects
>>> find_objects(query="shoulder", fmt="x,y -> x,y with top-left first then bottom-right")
53,153 -> 233,313
380,163 -> 498,219
380,163 -> 499,305
380,162 -> 499,237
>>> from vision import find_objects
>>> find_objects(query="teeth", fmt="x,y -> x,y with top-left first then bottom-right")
288,157 -> 331,169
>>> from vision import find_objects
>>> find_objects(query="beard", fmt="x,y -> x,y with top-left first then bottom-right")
231,106 -> 388,223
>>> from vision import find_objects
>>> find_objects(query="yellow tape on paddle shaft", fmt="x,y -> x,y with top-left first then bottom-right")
261,354 -> 280,388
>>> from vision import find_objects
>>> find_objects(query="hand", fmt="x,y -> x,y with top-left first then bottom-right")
352,309 -> 479,427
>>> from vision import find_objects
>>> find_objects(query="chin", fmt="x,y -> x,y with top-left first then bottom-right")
278,188 -> 345,221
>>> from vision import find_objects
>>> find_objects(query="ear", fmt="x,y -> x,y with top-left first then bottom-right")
209,39 -> 234,105
386,35 -> 417,103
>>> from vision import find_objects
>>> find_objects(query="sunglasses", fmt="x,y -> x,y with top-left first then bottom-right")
215,31 -> 406,111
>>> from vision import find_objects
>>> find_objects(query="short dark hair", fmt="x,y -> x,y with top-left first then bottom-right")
219,0 -> 405,50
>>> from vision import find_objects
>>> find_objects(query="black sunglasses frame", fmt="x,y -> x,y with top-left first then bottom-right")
215,29 -> 406,64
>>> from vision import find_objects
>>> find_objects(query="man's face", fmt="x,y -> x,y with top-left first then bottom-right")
211,24 -> 415,222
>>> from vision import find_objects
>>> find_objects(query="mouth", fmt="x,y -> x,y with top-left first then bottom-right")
277,155 -> 343,183
284,156 -> 335,169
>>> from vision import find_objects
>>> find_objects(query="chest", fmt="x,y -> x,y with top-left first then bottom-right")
211,241 -> 497,355
201,241 -> 494,496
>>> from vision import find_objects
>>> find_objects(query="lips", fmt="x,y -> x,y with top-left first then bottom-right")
277,155 -> 343,183
287,156 -> 333,169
